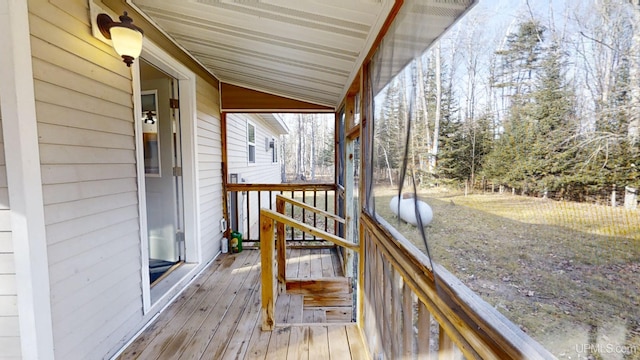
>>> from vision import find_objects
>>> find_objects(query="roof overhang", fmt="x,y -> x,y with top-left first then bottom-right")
110,0 -> 476,109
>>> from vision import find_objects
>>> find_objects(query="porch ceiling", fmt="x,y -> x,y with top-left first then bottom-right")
129,0 -> 470,108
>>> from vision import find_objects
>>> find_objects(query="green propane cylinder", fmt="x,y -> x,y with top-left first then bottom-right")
230,231 -> 243,253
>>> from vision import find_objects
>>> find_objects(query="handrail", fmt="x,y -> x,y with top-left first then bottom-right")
260,199 -> 359,331
225,183 -> 337,242
226,183 -> 335,192
361,212 -> 555,359
275,194 -> 345,225
261,209 -> 356,251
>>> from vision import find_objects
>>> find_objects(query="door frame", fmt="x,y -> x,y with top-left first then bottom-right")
133,39 -> 200,313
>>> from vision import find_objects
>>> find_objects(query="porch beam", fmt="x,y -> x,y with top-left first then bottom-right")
220,83 -> 334,112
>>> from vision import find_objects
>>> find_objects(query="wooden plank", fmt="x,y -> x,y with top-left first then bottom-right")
382,254 -> 392,359
177,253 -> 262,360
276,197 -> 286,293
320,248 -> 335,277
221,83 -> 333,112
308,326 -> 330,359
417,300 -> 431,360
245,315 -> 272,360
330,248 -> 344,278
325,308 -> 352,323
304,294 -> 352,307
265,326 -> 292,360
286,294 -> 304,324
286,277 -> 351,295
261,216 -> 276,330
402,279 -> 414,359
286,248 -> 301,279
439,325 -> 455,360
275,294 -> 292,324
313,309 -> 326,323
298,249 -> 311,279
302,309 -> 315,323
345,325 -> 368,360
327,326 -> 351,360
118,254 -> 247,359
219,281 -> 263,360
309,249 -> 323,278
286,326 -> 309,360
391,267 -> 402,358
226,183 -> 335,192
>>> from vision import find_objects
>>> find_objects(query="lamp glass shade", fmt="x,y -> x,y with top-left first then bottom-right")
110,26 -> 143,59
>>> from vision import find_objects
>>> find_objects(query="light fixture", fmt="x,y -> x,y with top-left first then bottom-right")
143,110 -> 156,124
97,11 -> 144,67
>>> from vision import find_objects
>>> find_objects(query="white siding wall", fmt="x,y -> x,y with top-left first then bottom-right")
196,78 -> 224,260
0,109 -> 21,360
29,1 -> 143,358
227,114 -> 282,237
227,113 -> 282,184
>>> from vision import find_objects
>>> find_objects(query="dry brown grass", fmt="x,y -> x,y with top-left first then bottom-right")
374,187 -> 640,358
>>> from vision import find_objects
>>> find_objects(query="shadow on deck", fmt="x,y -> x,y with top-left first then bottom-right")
117,249 -> 366,360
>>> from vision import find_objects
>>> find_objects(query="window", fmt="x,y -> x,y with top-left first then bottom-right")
367,0 -> 640,356
247,122 -> 255,163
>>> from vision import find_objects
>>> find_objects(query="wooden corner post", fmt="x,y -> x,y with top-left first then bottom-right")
260,212 -> 276,331
276,197 -> 286,293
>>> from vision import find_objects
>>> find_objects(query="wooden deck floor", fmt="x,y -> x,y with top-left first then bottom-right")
117,249 -> 366,360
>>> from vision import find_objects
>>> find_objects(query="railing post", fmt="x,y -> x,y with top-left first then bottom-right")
260,213 -> 276,331
276,197 -> 286,293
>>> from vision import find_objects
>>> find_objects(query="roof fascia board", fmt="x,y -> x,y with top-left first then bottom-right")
220,83 -> 334,113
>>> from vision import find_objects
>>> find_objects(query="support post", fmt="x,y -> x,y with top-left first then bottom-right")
276,197 -> 286,293
260,214 -> 276,330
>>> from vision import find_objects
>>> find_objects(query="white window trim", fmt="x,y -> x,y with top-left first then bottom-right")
247,120 -> 256,165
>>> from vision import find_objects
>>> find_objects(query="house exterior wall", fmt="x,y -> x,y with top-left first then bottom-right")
0,111 -> 20,359
195,78 -> 224,260
227,113 -> 282,184
226,113 -> 282,237
28,1 -> 143,358
16,0 -> 225,358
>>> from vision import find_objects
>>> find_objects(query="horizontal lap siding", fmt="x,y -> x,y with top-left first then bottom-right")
196,78 -> 223,261
0,106 -> 21,359
28,0 -> 143,359
227,114 -> 282,237
226,113 -> 281,183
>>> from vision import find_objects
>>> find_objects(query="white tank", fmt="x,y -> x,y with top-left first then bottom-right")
389,195 -> 433,227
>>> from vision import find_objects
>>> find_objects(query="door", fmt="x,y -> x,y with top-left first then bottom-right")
140,59 -> 185,284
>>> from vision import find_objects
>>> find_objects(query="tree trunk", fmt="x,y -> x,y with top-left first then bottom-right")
311,115 -> 316,180
297,114 -> 303,179
431,43 -> 442,171
628,1 -> 640,144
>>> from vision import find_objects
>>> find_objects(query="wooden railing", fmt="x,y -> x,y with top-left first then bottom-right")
359,212 -> 556,360
255,191 -> 554,358
260,195 -> 357,331
226,183 -> 338,244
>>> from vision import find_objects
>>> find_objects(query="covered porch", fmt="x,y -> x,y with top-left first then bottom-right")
116,249 -> 366,360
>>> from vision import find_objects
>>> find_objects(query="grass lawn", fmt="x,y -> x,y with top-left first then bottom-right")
374,187 -> 640,358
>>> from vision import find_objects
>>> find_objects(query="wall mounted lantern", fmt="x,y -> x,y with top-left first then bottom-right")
143,110 -> 156,124
96,11 -> 144,67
